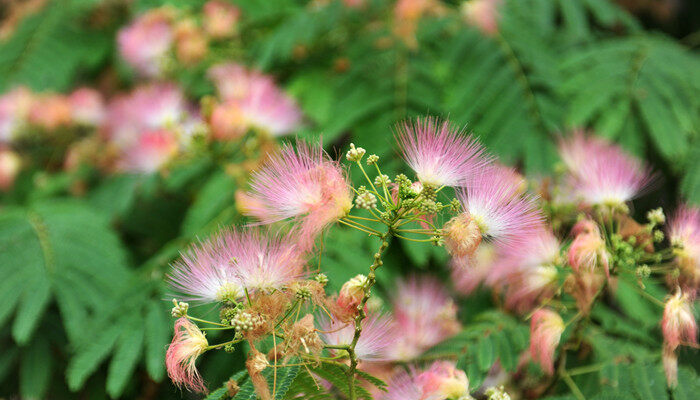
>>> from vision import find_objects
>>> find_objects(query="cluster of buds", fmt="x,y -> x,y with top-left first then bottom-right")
346,143 -> 366,162
232,311 -> 265,332
171,299 -> 189,318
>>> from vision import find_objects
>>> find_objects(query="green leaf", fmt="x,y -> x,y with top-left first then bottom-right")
144,300 -> 170,380
106,319 -> 145,397
181,169 -> 237,236
20,335 -> 52,399
67,325 -> 122,390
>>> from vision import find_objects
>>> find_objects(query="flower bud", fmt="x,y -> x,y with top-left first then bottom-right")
345,143 -> 366,162
366,154 -> 379,165
662,289 -> 697,350
568,226 -> 610,277
355,192 -> 377,209
443,213 -> 482,257
337,274 -> 367,313
647,208 -> 665,225
171,299 -> 189,318
529,309 -> 564,375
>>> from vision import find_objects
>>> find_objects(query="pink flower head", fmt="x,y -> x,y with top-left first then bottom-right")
117,129 -> 178,173
661,289 -> 697,350
320,313 -> 394,361
454,165 -> 543,251
168,229 -> 305,303
382,362 -> 469,400
207,63 -> 302,136
668,205 -> 700,290
529,309 -> 564,375
395,117 -> 491,187
336,274 -> 368,315
28,94 -> 72,130
567,227 -> 610,277
461,0 -> 502,36
450,243 -> 499,295
203,0 -> 240,39
244,141 -> 353,250
166,317 -> 208,392
387,277 -> 460,361
0,87 -> 33,142
117,10 -> 174,78
559,131 -> 653,206
490,228 -> 560,313
69,87 -> 105,126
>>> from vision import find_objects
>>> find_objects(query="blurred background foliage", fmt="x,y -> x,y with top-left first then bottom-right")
0,0 -> 698,399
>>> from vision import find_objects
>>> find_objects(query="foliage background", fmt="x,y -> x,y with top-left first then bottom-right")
0,0 -> 698,399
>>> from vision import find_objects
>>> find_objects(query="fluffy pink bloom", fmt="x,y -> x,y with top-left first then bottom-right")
395,117 -> 491,187
203,0 -> 240,39
117,10 -> 173,78
0,147 -> 21,190
0,87 -> 33,142
529,309 -> 564,375
461,0 -> 502,36
27,94 -> 72,130
117,129 -> 178,173
450,243 -> 499,295
387,277 -> 460,361
244,141 -> 353,250
559,132 -> 653,206
168,229 -> 305,303
336,274 -> 368,316
661,289 -> 697,350
454,166 -> 543,251
382,362 -> 469,400
207,63 -> 302,136
568,222 -> 610,277
668,205 -> 700,290
321,313 -> 394,361
69,87 -> 105,126
166,317 -> 208,392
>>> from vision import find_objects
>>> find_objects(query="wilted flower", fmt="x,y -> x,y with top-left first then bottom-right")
662,345 -> 678,387
559,131 -> 653,207
529,309 -> 564,375
321,313 -> 394,361
668,205 -> 700,290
0,148 -> 21,190
168,229 -> 305,303
461,0 -> 502,36
117,9 -> 174,78
388,277 -> 460,361
661,289 -> 697,350
568,220 -> 610,277
166,318 -> 208,392
243,141 -> 353,250
203,0 -> 240,39
453,166 -> 543,252
395,117 -> 491,188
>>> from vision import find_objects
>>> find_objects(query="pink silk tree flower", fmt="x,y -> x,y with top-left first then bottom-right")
567,220 -> 610,277
117,129 -> 178,173
668,205 -> 700,290
168,229 -> 305,303
461,0 -> 502,36
558,131 -> 653,207
387,277 -> 460,361
68,87 -> 105,126
450,243 -> 499,295
662,289 -> 697,351
395,117 -> 492,188
381,369 -> 422,400
0,87 -> 33,143
451,165 -> 543,254
166,318 -> 209,393
27,94 -> 73,130
320,313 -> 394,361
244,141 -> 353,250
117,9 -> 174,78
529,309 -> 564,375
381,362 -> 470,400
203,0 -> 241,39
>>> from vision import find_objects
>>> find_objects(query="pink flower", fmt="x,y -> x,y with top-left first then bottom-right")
387,277 -> 460,361
567,221 -> 610,277
320,313 -> 394,361
668,205 -> 700,290
450,243 -> 499,295
203,0 -> 240,39
663,345 -> 678,387
168,229 -> 305,303
382,361 -> 469,400
395,117 -> 491,187
166,317 -> 208,392
117,129 -> 178,173
661,289 -> 697,351
0,87 -> 33,142
117,10 -> 174,78
69,87 -> 105,126
0,147 -> 21,190
336,274 -> 368,315
207,63 -> 302,136
529,309 -> 564,375
244,141 -> 353,250
461,0 -> 502,36
559,132 -> 653,206
28,94 -> 72,130
454,166 -> 543,251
